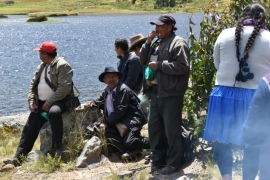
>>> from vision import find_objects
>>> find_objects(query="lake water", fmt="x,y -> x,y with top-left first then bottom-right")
0,14 -> 202,117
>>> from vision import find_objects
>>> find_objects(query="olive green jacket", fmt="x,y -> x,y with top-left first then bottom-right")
140,33 -> 190,97
28,56 -> 73,106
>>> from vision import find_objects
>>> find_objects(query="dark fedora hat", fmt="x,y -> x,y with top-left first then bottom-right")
150,14 -> 177,30
98,67 -> 122,82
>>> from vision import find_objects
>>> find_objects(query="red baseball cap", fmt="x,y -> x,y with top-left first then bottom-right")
34,42 -> 57,53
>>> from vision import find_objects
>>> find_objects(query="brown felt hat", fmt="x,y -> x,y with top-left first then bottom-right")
128,34 -> 147,52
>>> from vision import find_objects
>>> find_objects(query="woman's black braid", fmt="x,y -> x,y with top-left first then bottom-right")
243,13 -> 265,59
234,3 -> 266,83
235,3 -> 266,62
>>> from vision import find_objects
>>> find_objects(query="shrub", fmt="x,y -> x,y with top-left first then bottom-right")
0,15 -> 8,18
27,16 -> 48,22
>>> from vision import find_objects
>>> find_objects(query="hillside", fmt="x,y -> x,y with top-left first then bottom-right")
0,0 -> 229,15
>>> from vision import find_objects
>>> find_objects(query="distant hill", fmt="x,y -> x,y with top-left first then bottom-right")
0,0 -> 229,15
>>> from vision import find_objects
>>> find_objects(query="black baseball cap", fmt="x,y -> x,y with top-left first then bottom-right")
150,14 -> 177,30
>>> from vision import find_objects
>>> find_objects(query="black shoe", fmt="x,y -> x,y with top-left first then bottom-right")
54,142 -> 63,158
144,152 -> 152,161
160,166 -> 179,175
150,164 -> 163,173
121,150 -> 141,161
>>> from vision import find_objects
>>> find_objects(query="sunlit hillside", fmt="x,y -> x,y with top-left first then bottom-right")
0,0 -> 230,15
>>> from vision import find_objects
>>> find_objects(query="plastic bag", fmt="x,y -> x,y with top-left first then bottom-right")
145,66 -> 156,81
138,94 -> 150,108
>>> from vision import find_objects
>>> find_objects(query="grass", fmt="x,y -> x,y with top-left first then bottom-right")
194,151 -> 221,180
0,0 -> 230,15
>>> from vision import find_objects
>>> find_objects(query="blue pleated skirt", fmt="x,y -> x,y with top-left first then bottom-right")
203,86 -> 255,146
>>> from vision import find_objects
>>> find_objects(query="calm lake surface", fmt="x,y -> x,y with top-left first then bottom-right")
0,14 -> 202,117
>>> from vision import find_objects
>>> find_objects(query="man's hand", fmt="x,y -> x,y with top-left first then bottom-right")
84,101 -> 94,109
146,31 -> 158,44
42,102 -> 51,112
29,103 -> 38,112
99,123 -> 107,133
148,61 -> 158,71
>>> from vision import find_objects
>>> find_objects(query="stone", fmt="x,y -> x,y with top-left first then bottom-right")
118,170 -> 133,179
0,164 -> 15,172
26,150 -> 45,165
0,120 -> 24,134
75,136 -> 102,168
176,175 -> 191,180
39,105 -> 102,154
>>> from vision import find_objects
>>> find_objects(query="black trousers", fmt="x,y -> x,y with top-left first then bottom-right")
148,85 -> 184,168
15,100 -> 66,160
105,125 -> 150,154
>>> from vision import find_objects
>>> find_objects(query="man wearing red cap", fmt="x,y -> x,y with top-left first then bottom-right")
2,41 -> 80,167
140,14 -> 190,175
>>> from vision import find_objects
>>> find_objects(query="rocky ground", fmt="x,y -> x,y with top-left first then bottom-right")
0,114 -> 244,180
3,151 -> 207,180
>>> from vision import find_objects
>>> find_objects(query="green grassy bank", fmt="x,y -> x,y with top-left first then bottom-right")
0,0 -> 229,15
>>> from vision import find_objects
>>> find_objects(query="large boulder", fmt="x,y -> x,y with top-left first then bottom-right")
75,136 -> 102,168
39,105 -> 103,154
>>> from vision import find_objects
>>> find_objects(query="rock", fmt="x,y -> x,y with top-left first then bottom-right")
99,154 -> 110,165
118,170 -> 133,179
176,175 -> 191,180
39,105 -> 102,154
0,119 -> 24,134
0,164 -> 15,172
26,150 -> 45,165
75,136 -> 102,168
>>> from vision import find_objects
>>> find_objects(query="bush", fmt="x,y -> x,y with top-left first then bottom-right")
27,16 -> 48,22
48,14 -> 68,17
0,15 -> 8,18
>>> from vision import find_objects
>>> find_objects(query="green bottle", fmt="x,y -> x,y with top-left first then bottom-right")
41,112 -> 49,121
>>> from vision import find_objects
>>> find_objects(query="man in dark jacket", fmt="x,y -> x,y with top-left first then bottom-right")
140,15 -> 190,175
115,38 -> 143,95
84,67 -> 150,160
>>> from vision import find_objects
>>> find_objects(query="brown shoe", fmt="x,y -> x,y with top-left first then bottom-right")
3,158 -> 20,166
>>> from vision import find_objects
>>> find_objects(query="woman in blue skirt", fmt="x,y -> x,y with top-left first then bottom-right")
203,3 -> 270,180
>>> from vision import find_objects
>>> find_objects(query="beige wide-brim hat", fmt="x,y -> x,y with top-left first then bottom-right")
128,34 -> 147,52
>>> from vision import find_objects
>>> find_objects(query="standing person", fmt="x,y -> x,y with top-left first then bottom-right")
84,67 -> 150,160
128,34 -> 147,57
2,41 -> 80,166
128,34 -> 149,97
140,14 -> 190,175
242,72 -> 270,180
203,3 -> 270,180
115,38 -> 143,95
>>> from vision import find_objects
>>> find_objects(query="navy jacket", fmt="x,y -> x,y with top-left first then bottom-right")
117,52 -> 143,92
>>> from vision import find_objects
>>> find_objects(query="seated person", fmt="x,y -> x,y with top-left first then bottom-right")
85,67 -> 150,160
2,42 -> 80,167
